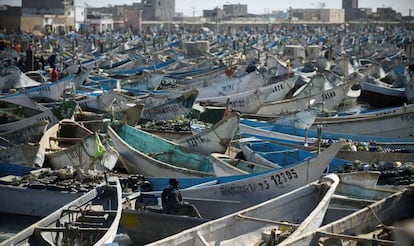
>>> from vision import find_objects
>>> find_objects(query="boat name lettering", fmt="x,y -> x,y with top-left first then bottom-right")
321,91 -> 336,100
219,169 -> 298,193
272,84 -> 284,93
74,190 -> 97,206
35,86 -> 51,92
144,104 -> 180,118
229,100 -> 246,108
270,169 -> 298,186
37,115 -> 52,123
185,135 -> 206,147
221,84 -> 234,92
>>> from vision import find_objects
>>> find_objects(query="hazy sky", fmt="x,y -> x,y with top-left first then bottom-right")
1,0 -> 413,16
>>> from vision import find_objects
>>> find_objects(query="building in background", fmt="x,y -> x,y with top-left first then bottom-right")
223,4 -> 248,18
142,0 -> 175,21
0,5 -> 21,32
292,9 -> 344,23
375,7 -> 402,21
21,0 -> 75,33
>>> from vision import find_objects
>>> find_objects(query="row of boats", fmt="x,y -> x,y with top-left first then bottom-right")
0,26 -> 413,245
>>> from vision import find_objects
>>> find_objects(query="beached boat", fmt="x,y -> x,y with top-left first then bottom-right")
141,89 -> 198,121
140,141 -> 343,219
175,112 -> 240,155
107,123 -> 215,177
120,193 -> 208,245
146,174 -> 340,246
0,143 -> 42,167
257,79 -> 355,115
313,103 -> 414,138
197,86 -> 274,114
0,65 -> 42,91
0,176 -> 122,246
0,120 -> 48,147
194,71 -> 267,99
0,100 -> 78,133
325,172 -> 399,224
0,167 -> 109,217
240,117 -> 414,152
77,90 -> 118,113
2,69 -> 90,102
238,138 -> 316,169
37,119 -> 119,170
285,184 -> 414,245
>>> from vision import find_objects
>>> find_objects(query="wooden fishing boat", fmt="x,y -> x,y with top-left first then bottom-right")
240,118 -> 414,156
0,144 -> 43,167
107,123 -> 216,177
2,69 -> 90,102
325,172 -> 399,224
77,90 -> 118,113
120,193 -> 208,245
238,138 -> 316,169
195,71 -> 267,99
0,100 -> 78,133
0,176 -> 122,246
285,184 -> 414,245
175,112 -> 240,155
197,86 -> 274,114
146,174 -> 340,246
38,119 -> 119,170
141,89 -> 198,121
257,79 -> 355,115
0,120 -> 48,147
0,65 -> 42,91
313,103 -> 414,138
359,74 -> 408,107
140,141 -> 343,219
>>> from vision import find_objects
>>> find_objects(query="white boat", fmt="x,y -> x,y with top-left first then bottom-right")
0,144 -> 42,167
0,176 -> 122,246
77,90 -> 118,113
141,89 -> 198,121
196,72 -> 267,98
0,100 -> 78,133
0,66 -> 42,91
3,69 -> 90,102
197,86 -> 274,114
143,141 -> 344,219
0,120 -> 48,146
359,74 -> 407,107
257,79 -> 355,115
314,103 -> 414,138
37,119 -> 119,170
285,184 -> 414,245
175,112 -> 240,155
147,174 -> 340,246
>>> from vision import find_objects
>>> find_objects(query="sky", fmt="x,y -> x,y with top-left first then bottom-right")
1,0 -> 413,16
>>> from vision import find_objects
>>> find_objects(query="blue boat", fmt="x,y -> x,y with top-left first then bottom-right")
240,118 -> 414,151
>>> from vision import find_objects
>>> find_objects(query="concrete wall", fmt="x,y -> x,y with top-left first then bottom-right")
21,15 -> 44,32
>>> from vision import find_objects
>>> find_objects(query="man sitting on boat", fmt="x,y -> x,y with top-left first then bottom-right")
161,178 -> 203,218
